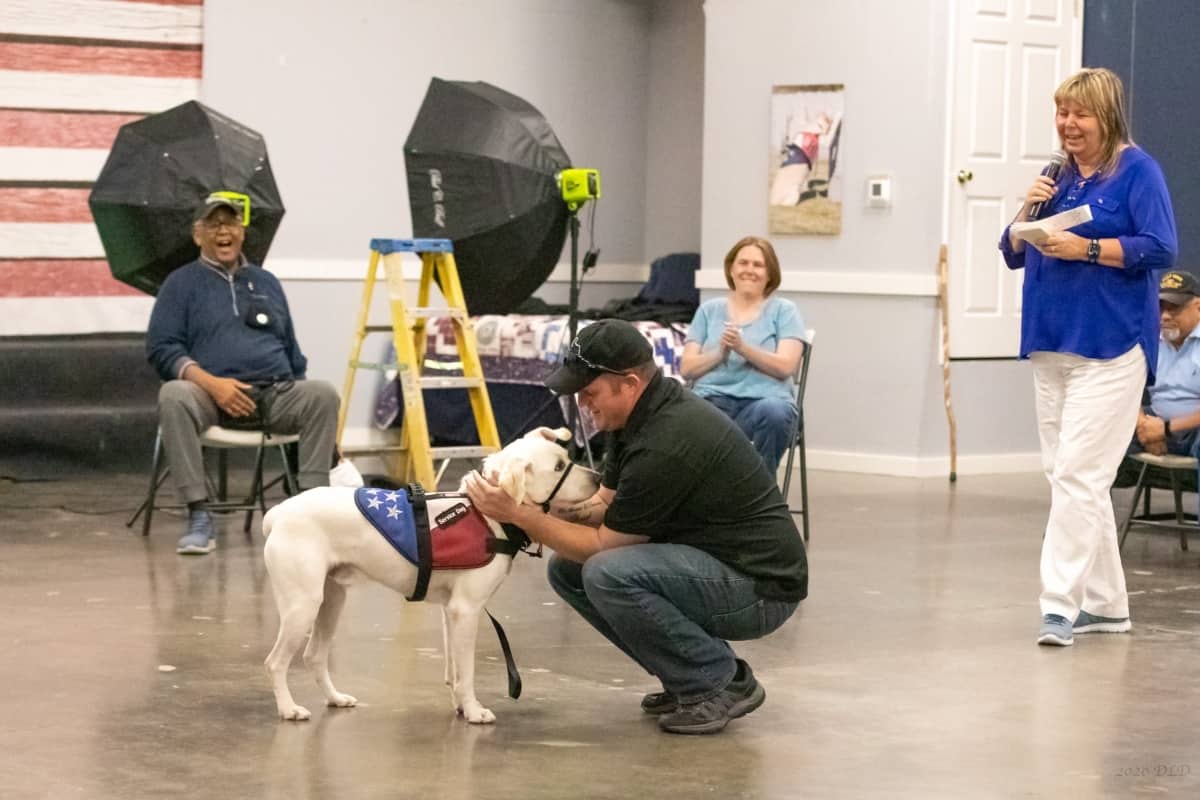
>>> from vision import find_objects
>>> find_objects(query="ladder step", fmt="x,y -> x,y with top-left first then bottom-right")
371,237 -> 454,254
340,444 -> 407,455
419,376 -> 485,389
362,307 -> 463,332
339,444 -> 497,460
348,359 -> 401,372
410,307 -> 465,319
430,446 -> 497,460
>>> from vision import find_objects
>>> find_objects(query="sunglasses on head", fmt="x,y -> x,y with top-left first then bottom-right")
569,338 -> 627,376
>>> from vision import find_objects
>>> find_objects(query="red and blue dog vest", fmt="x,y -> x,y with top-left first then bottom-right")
354,486 -> 508,600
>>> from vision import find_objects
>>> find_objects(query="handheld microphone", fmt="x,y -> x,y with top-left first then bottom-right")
1027,150 -> 1067,220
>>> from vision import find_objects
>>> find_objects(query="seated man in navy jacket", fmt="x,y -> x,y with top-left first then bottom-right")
146,193 -> 339,554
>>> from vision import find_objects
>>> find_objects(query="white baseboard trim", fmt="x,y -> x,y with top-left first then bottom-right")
802,448 -> 1043,477
270,258 -> 648,285
696,269 -> 938,297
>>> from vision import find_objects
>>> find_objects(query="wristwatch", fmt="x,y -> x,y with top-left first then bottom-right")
1087,239 -> 1101,263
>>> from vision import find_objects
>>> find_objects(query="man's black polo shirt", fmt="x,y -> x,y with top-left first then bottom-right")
602,372 -> 808,602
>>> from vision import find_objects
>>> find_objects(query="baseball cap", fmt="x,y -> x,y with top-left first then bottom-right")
193,191 -> 250,225
544,319 -> 653,395
1159,270 -> 1200,306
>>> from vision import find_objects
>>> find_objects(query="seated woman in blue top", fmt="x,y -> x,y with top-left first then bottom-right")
998,67 -> 1177,648
681,236 -> 805,476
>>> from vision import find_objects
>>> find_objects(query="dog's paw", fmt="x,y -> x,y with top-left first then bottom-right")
279,705 -> 312,721
459,702 -> 496,725
326,692 -> 357,708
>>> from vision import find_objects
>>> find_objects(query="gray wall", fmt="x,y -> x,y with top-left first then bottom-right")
202,0 -> 654,265
200,0 -> 1041,470
643,0 -> 705,259
701,0 -> 1039,470
199,0 -> 706,434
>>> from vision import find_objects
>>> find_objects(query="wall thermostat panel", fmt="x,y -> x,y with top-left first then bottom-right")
866,175 -> 892,209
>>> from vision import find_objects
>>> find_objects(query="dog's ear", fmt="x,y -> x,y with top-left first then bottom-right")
496,455 -> 529,505
529,426 -> 571,444
528,426 -> 559,443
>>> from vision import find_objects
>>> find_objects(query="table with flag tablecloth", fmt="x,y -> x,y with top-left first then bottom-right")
373,315 -> 689,444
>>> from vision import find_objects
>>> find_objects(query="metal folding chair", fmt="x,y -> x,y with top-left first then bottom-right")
1117,451 -> 1198,552
781,329 -> 815,542
127,425 -> 299,537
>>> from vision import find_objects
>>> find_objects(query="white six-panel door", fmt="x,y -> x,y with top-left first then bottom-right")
946,0 -> 1082,358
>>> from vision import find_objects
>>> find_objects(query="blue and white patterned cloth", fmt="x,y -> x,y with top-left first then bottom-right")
374,315 -> 688,429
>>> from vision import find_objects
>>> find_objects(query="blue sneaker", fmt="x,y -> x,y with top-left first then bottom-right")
1037,613 -> 1073,646
1074,610 -> 1131,634
176,510 -> 215,555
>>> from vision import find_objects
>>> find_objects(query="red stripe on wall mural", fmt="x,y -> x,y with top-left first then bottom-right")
0,188 -> 94,223
0,109 -> 143,150
0,260 -> 140,297
0,0 -> 202,333
0,41 -> 202,79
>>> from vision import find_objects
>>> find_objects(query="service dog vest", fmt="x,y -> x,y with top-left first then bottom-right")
353,486 -> 523,601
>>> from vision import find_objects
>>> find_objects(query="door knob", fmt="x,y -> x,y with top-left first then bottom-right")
956,169 -> 973,184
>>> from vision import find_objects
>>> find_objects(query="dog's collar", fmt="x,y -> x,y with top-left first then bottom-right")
530,460 -> 588,514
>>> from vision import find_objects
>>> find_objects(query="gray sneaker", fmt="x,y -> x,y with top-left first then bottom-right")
1037,613 -> 1073,646
177,510 -> 215,555
1074,610 -> 1131,634
658,660 -> 765,735
641,690 -> 678,715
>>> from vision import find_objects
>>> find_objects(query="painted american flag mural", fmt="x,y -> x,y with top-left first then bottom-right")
0,0 -> 202,336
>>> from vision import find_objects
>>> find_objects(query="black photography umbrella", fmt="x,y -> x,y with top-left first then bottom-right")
89,100 -> 285,295
404,78 -> 571,315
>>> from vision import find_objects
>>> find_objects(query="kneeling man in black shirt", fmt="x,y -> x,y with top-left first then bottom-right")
466,319 -> 807,735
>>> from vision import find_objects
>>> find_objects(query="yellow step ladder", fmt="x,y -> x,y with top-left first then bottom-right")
336,238 -> 501,487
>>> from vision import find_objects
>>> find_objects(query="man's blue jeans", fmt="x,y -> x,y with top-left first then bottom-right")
700,394 -> 797,475
546,545 -> 798,704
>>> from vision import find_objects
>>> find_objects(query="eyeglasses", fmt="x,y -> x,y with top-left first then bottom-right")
1160,297 -> 1199,313
568,338 -> 627,376
202,218 -> 242,232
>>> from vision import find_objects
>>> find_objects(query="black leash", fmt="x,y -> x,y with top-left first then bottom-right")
486,610 -> 522,699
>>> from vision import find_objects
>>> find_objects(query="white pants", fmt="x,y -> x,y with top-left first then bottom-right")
1031,345 -> 1145,620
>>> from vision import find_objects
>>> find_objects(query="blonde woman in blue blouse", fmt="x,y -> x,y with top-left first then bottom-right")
999,68 -> 1177,647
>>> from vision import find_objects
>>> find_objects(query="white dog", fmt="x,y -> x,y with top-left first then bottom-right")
262,427 -> 599,724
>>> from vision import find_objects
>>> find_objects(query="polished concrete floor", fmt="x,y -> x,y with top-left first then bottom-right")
1,469 -> 1198,799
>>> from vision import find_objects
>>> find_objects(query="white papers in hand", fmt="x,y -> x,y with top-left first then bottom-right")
1011,205 -> 1093,246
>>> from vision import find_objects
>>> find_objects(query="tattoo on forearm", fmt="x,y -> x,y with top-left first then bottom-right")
564,499 -> 604,524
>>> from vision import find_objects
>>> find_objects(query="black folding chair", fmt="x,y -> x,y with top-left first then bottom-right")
127,424 -> 299,537
781,330 -> 815,542
1116,451 -> 1198,552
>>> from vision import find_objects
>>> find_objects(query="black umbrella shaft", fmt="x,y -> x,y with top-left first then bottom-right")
568,212 -> 581,343
565,210 -> 593,467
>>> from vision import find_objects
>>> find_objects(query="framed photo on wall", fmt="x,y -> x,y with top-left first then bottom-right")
768,83 -> 844,235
